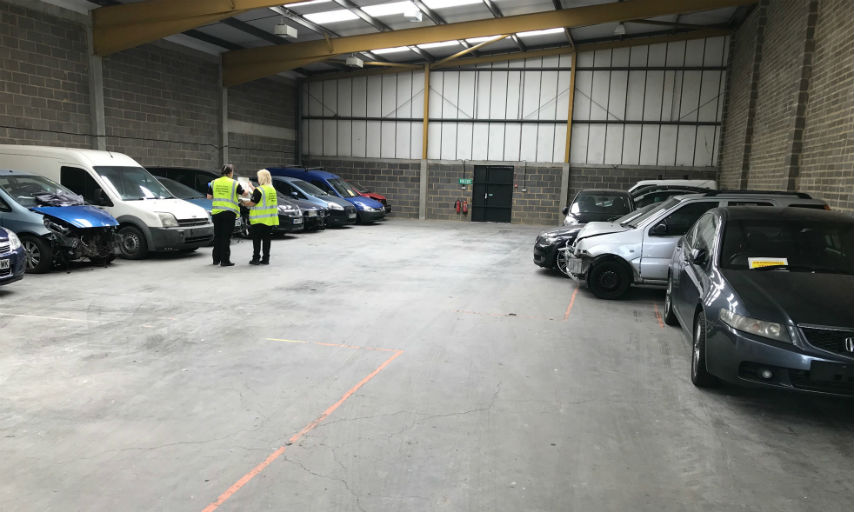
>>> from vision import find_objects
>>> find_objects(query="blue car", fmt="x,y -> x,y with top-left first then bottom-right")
0,227 -> 26,286
268,167 -> 385,224
0,170 -> 119,273
267,175 -> 356,228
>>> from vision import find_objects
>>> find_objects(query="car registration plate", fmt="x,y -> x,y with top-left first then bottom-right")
810,361 -> 853,382
567,257 -> 582,275
307,210 -> 317,217
0,259 -> 9,270
293,218 -> 303,224
348,213 -> 357,219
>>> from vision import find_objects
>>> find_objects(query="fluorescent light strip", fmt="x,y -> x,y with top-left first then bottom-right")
372,46 -> 412,54
284,0 -> 332,8
362,1 -> 417,17
304,9 -> 360,24
517,28 -> 566,38
417,40 -> 460,49
465,35 -> 502,44
423,0 -> 482,8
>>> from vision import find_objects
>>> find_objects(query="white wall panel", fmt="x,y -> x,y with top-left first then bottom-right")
302,37 -> 727,165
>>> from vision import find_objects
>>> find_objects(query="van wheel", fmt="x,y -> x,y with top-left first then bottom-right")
118,226 -> 148,259
587,260 -> 630,300
21,235 -> 53,274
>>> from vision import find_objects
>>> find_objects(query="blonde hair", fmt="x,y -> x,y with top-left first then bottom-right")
257,169 -> 272,186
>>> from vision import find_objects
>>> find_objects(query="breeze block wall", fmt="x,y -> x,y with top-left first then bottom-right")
102,44 -> 221,170
228,77 -> 298,173
719,0 -> 854,210
0,1 -> 91,148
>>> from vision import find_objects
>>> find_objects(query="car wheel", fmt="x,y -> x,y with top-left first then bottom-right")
691,312 -> 719,387
118,226 -> 148,260
663,275 -> 679,326
554,248 -> 571,278
20,235 -> 53,274
587,260 -> 630,300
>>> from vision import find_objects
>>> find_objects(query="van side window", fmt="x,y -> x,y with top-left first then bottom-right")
61,166 -> 112,207
0,196 -> 10,212
313,180 -> 334,194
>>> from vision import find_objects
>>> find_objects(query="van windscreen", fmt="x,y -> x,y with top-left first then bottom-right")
96,166 -> 173,200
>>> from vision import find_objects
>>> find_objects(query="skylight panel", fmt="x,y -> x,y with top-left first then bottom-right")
417,40 -> 460,49
372,46 -> 412,54
423,0 -> 483,8
304,9 -> 360,24
285,0 -> 332,8
466,35 -> 502,44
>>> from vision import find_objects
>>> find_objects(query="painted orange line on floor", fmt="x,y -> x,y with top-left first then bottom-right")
653,303 -> 665,328
563,288 -> 579,321
201,349 -> 403,512
266,338 -> 396,352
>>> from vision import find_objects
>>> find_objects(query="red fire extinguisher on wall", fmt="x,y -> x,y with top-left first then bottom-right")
462,199 -> 469,214
454,199 -> 461,213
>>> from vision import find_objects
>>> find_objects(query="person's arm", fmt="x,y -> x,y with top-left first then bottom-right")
244,189 -> 262,207
206,182 -> 213,200
237,183 -> 250,198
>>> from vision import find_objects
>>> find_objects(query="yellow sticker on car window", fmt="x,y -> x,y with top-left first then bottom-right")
748,257 -> 788,269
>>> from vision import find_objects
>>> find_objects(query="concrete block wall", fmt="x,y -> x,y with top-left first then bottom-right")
798,0 -> 854,210
0,1 -> 90,148
719,0 -> 854,210
102,44 -> 220,170
0,0 -> 297,176
303,156 -> 421,218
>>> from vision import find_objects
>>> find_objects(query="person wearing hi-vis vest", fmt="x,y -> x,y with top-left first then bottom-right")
206,164 -> 248,267
244,169 -> 280,265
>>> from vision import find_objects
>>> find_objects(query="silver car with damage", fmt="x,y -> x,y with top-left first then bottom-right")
562,191 -> 828,299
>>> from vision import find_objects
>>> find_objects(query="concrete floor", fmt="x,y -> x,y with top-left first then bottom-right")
0,218 -> 851,511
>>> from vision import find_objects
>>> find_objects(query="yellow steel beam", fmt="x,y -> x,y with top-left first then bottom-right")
422,64 -> 430,160
93,0 -> 307,56
432,35 -> 509,67
223,0 -> 754,85
564,52 -> 577,164
306,28 -> 731,81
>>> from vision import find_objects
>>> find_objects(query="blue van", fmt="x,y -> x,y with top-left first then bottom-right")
0,170 -> 119,273
268,167 -> 385,223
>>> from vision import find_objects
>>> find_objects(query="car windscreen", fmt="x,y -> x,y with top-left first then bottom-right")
720,219 -> 854,274
570,192 -> 631,216
96,166 -> 174,200
614,203 -> 654,224
158,177 -> 205,199
291,178 -> 329,197
0,174 -> 82,207
328,178 -> 359,198
622,197 -> 678,228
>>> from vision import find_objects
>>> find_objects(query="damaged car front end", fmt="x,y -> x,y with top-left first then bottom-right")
0,170 -> 119,273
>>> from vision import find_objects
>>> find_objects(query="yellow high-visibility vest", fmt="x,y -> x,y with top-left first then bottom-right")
249,184 -> 279,226
211,176 -> 239,215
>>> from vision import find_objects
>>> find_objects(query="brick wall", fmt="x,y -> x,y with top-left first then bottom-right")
719,0 -> 854,210
228,77 -> 297,174
303,156 -> 421,218
102,44 -> 220,170
797,0 -> 854,211
718,10 -> 759,188
0,1 -> 90,148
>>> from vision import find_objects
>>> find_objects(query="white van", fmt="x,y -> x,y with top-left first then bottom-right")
0,145 -> 213,259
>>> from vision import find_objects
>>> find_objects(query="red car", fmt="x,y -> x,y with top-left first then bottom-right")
350,182 -> 391,213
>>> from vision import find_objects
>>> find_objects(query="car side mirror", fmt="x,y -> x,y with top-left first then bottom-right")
691,248 -> 708,266
561,206 -> 568,215
651,223 -> 668,236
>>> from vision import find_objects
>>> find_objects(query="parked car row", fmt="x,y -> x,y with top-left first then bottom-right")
535,182 -> 853,397
0,145 -> 391,281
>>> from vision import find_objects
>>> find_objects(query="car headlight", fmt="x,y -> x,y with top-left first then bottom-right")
7,231 -> 21,251
542,235 -> 564,245
278,204 -> 300,216
157,212 -> 178,228
328,202 -> 344,211
719,308 -> 790,343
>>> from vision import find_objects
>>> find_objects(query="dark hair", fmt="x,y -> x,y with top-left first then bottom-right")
221,164 -> 234,176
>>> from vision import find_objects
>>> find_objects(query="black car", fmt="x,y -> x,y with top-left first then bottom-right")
561,189 -> 634,226
664,207 -> 854,396
630,185 -> 713,208
147,166 -> 218,195
534,204 -> 654,271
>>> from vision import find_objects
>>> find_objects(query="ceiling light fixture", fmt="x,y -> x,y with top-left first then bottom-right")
273,17 -> 298,38
371,46 -> 412,54
285,0 -> 333,8
417,40 -> 459,49
517,28 -> 565,38
423,0 -> 481,8
304,9 -> 360,24
614,22 -> 627,35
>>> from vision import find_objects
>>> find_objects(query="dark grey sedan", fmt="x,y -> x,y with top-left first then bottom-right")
664,207 -> 854,396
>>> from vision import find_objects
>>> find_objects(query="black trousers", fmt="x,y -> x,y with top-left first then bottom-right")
251,223 -> 273,263
212,211 -> 236,264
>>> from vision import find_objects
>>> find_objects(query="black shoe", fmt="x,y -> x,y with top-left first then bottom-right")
249,259 -> 261,265
220,261 -> 235,267
260,260 -> 269,265
212,259 -> 220,265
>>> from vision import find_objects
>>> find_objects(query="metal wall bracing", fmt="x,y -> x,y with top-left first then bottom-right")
301,36 -> 729,166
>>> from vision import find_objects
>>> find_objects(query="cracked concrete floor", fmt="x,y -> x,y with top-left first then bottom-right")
0,218 -> 852,511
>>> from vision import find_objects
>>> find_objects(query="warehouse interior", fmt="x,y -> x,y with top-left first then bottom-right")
0,0 -> 852,510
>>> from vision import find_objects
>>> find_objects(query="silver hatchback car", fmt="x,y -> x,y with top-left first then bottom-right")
563,191 -> 828,299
